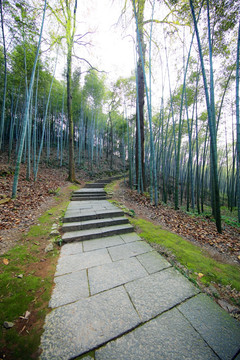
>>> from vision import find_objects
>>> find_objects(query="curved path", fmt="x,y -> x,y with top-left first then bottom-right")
40,180 -> 240,360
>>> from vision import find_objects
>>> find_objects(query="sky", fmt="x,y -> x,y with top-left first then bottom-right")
74,0 -> 135,85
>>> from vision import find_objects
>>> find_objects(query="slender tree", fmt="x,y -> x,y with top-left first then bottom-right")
0,0 -> 7,150
131,0 -> 146,192
49,0 -> 78,182
12,0 -> 47,198
236,20 -> 240,222
189,0 -> 222,233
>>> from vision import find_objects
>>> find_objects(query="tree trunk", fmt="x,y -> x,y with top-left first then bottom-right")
0,0 -> 7,150
12,0 -> 47,198
133,0 -> 146,192
236,20 -> 240,222
66,0 -> 78,182
190,0 -> 222,233
67,48 -> 76,181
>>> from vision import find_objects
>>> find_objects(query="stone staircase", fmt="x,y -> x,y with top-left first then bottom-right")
71,189 -> 107,201
40,178 -> 240,360
62,179 -> 134,243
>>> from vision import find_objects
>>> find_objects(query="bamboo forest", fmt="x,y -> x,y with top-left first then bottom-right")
0,1 -> 240,233
1,1 -> 240,358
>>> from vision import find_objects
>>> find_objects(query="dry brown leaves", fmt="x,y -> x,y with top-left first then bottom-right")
0,163 -> 68,235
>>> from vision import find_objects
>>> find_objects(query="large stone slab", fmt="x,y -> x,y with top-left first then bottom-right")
125,267 -> 199,321
60,242 -> 83,256
88,257 -> 148,295
83,235 -> 124,252
49,270 -> 89,308
95,308 -> 218,360
137,250 -> 171,274
108,241 -> 153,261
178,293 -> 240,360
40,286 -> 141,360
55,248 -> 112,276
120,233 -> 142,243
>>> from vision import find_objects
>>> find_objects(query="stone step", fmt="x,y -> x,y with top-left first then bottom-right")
62,224 -> 134,243
63,209 -> 124,223
72,190 -> 106,195
84,183 -> 107,188
71,196 -> 107,201
62,217 -> 129,232
95,179 -> 112,184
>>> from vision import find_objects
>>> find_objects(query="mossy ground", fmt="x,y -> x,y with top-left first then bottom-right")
0,185 -> 74,360
104,179 -> 121,194
130,218 -> 240,295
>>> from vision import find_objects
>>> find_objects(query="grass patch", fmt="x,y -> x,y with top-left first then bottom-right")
69,184 -> 80,191
0,185 -> 73,359
104,178 -> 123,195
0,271 -> 41,321
3,328 -> 40,360
130,218 -> 240,291
0,241 -> 52,359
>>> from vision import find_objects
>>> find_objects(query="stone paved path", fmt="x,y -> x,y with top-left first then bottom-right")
40,181 -> 240,360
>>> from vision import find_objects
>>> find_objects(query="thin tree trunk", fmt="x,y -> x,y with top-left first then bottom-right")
0,0 -> 7,150
12,0 -> 47,198
236,20 -> 240,222
67,0 -> 78,182
190,0 -> 222,233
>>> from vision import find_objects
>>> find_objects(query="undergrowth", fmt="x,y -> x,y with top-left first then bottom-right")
181,204 -> 240,229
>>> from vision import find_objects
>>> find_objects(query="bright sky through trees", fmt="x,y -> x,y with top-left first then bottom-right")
66,0 -> 136,83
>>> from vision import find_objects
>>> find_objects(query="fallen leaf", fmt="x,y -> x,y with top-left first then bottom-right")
0,197 -> 11,205
3,258 -> 9,265
20,310 -> 30,320
198,273 -> 204,279
24,311 -> 31,319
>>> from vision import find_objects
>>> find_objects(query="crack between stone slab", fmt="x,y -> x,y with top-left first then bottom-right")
106,246 -> 114,262
89,269 -> 151,297
74,293 -> 204,360
69,321 -> 143,360
232,348 -> 240,360
177,301 -> 222,360
86,268 -> 91,297
123,284 -> 201,327
123,283 -> 142,320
